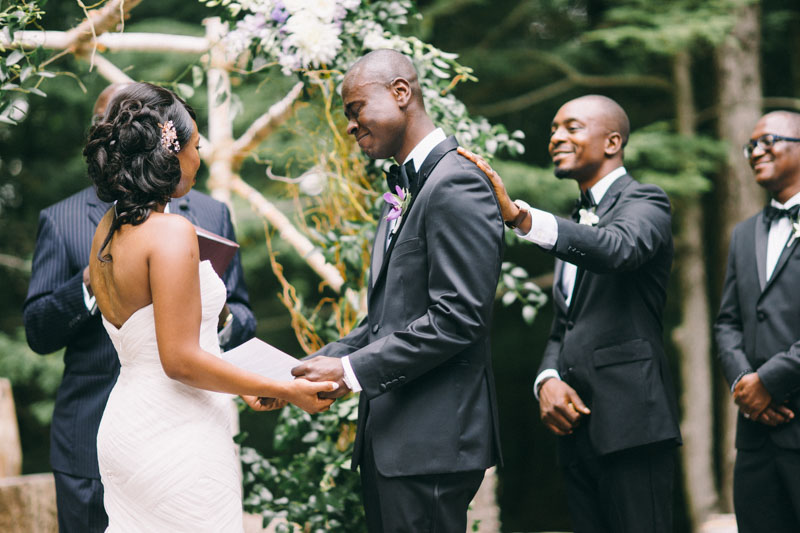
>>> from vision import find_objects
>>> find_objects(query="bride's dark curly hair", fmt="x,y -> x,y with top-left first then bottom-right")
83,82 -> 197,261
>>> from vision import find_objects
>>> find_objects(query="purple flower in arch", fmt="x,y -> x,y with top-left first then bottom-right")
271,2 -> 289,24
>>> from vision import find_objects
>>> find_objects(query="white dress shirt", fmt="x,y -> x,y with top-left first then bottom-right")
519,166 -> 627,399
766,191 -> 800,281
341,128 -> 447,393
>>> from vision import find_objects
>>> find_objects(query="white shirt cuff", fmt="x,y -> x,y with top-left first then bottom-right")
533,369 -> 561,401
82,282 -> 97,315
341,356 -> 362,393
515,207 -> 558,250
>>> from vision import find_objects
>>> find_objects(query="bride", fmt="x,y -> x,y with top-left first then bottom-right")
84,82 -> 337,532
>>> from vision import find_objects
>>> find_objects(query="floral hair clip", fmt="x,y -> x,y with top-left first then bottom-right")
158,120 -> 180,153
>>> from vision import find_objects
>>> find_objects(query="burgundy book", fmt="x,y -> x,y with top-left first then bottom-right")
195,225 -> 239,277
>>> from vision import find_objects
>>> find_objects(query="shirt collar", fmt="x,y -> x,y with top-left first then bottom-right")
402,128 -> 446,171
589,166 -> 627,205
771,190 -> 800,210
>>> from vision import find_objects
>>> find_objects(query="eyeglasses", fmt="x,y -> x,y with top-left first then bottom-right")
743,134 -> 800,159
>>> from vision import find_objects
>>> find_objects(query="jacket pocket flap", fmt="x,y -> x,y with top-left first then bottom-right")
392,237 -> 421,257
593,338 -> 652,368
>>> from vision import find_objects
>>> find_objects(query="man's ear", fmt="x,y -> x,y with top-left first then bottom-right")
605,132 -> 623,157
390,77 -> 412,108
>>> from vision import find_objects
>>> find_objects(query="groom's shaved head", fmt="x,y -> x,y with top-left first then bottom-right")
344,49 -> 424,104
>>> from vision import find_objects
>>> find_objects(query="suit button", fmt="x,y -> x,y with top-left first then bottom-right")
566,321 -> 575,330
398,376 -> 406,383
379,383 -> 387,392
756,310 -> 766,321
372,324 -> 380,334
567,366 -> 574,374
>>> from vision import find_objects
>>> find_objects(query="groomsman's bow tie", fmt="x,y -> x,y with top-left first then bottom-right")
763,204 -> 800,224
571,189 -> 597,221
385,160 -> 419,196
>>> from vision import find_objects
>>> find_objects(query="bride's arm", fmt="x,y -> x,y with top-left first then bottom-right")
148,216 -> 336,413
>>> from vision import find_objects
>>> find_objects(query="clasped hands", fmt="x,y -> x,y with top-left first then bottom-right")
734,372 -> 794,427
241,356 -> 348,414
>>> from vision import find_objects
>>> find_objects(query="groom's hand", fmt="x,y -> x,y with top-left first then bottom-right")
291,356 -> 350,399
538,378 -> 591,436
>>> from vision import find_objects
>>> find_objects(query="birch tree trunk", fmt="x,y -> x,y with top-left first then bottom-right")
713,1 -> 764,512
671,50 -> 719,531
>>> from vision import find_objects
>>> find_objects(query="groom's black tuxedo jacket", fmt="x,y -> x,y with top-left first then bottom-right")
316,136 -> 505,477
23,186 -> 256,479
715,209 -> 800,450
539,175 -> 682,457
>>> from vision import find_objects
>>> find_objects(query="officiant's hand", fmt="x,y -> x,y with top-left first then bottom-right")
538,378 -> 591,436
291,356 -> 350,399
240,395 -> 287,411
457,147 -> 520,223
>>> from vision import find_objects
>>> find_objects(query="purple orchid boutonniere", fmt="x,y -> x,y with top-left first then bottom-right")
384,186 -> 412,232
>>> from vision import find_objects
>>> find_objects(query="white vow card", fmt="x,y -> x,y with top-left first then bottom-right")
221,337 -> 300,382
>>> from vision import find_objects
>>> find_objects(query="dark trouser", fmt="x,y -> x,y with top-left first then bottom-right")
53,470 -> 107,533
734,440 -> 800,533
560,442 -> 675,533
359,433 -> 485,533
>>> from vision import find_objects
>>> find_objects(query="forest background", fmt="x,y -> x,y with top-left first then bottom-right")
1,0 -> 799,532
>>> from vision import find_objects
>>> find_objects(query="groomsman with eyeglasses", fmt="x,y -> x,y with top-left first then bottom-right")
715,110 -> 800,533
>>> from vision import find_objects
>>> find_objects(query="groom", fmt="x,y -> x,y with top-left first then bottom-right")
291,49 -> 505,532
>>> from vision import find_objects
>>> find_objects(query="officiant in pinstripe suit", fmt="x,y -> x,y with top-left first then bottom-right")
22,84 -> 256,532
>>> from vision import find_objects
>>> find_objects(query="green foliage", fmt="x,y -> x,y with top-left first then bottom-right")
584,0 -> 756,54
624,124 -> 726,198
240,396 -> 363,532
0,328 -> 62,429
0,0 -> 54,125
498,261 -> 547,325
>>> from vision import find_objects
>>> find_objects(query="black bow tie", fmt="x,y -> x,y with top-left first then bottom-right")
571,189 -> 597,221
385,160 -> 419,196
763,204 -> 800,224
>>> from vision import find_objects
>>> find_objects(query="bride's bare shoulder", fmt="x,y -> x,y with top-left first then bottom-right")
143,212 -> 199,259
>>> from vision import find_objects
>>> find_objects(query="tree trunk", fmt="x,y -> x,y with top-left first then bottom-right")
672,51 -> 719,531
713,1 -> 764,512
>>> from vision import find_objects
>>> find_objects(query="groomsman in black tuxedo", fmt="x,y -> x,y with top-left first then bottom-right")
715,110 -> 800,533
461,95 -> 681,533
22,84 -> 256,532
291,49 -> 504,532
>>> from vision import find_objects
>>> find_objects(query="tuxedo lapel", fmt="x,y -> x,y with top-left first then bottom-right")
764,230 -> 800,292
370,206 -> 391,288
593,175 -> 630,220
370,136 -> 458,291
552,259 -> 568,314
755,214 -> 769,291
566,176 -> 629,310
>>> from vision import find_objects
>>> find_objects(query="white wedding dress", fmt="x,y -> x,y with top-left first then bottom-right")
97,260 -> 243,532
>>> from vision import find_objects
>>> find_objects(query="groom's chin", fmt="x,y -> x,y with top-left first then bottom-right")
553,167 -> 572,180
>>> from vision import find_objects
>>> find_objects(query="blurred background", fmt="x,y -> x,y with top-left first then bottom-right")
2,1 -> 800,531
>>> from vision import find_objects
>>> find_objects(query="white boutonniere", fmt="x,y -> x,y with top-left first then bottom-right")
788,218 -> 800,247
578,207 -> 599,226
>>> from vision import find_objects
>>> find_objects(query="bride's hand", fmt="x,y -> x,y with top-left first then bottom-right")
286,379 -> 338,414
241,395 -> 287,411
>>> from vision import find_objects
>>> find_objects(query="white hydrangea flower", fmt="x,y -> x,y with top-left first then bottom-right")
283,0 -> 338,22
282,11 -> 342,69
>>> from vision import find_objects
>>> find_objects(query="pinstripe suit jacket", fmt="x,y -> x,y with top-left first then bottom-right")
23,186 -> 255,479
